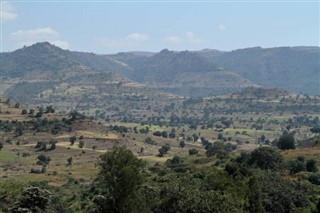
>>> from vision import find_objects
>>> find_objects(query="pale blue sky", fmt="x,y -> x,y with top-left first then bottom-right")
1,1 -> 319,53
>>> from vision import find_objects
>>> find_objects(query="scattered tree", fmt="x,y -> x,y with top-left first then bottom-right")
93,146 -> 146,213
277,133 -> 295,150
306,159 -> 318,172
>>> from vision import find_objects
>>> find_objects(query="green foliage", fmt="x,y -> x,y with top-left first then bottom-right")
158,144 -> 170,157
306,159 -> 318,172
45,106 -> 55,113
35,141 -> 47,151
94,146 -> 146,213
78,140 -> 84,148
10,186 -> 52,213
310,127 -> 320,134
188,148 -> 198,155
48,139 -> 57,150
36,155 -> 51,166
257,171 -> 310,213
277,133 -> 296,150
0,179 -> 27,210
144,137 -> 156,145
308,172 -> 320,185
288,159 -> 306,175
157,176 -> 241,213
206,141 -> 234,159
248,176 -> 265,213
67,157 -> 73,166
69,136 -> 76,146
179,140 -> 185,148
249,147 -> 284,171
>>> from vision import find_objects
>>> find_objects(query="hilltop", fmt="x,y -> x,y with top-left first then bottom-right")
199,46 -> 320,95
1,42 -> 319,112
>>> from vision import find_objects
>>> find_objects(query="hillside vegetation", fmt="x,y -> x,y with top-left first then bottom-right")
1,42 -> 320,212
199,46 -> 320,94
0,93 -> 320,212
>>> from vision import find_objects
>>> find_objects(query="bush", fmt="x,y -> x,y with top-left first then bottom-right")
277,134 -> 295,150
158,144 -> 170,157
188,148 -> 198,155
306,159 -> 318,172
249,147 -> 284,171
287,160 -> 305,175
308,172 -> 320,185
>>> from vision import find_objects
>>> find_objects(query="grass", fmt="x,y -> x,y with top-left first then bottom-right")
0,150 -> 19,163
282,147 -> 320,164
55,131 -> 118,140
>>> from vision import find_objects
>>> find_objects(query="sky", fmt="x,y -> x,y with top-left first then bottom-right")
1,0 -> 319,54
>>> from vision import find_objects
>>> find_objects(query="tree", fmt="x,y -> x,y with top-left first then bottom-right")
37,155 -> 51,166
287,159 -> 305,175
310,127 -> 320,134
217,133 -> 223,140
79,140 -> 84,148
67,157 -> 73,167
257,171 -> 309,213
45,106 -> 55,113
94,146 -> 146,213
249,147 -> 284,171
48,139 -> 57,150
316,199 -> 320,213
35,111 -> 43,118
29,109 -> 35,115
158,144 -> 170,157
170,156 -> 181,165
308,172 -> 320,185
179,140 -> 185,148
277,134 -> 295,150
206,142 -> 234,159
161,131 -> 168,138
10,186 -> 52,213
69,136 -> 76,146
248,176 -> 265,213
306,159 -> 318,172
188,148 -> 198,155
21,109 -> 27,115
169,131 -> 176,139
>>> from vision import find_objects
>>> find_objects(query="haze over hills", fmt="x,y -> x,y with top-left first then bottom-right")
199,46 -> 320,94
0,42 -> 319,110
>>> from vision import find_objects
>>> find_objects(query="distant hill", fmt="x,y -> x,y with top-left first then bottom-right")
1,42 -> 91,80
0,43 -> 180,110
0,42 -> 131,80
108,49 -> 257,96
1,42 -> 319,107
119,49 -> 221,83
199,46 -> 320,95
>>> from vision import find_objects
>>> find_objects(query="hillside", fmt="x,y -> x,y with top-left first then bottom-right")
1,43 -> 319,108
0,43 -> 178,111
199,46 -> 320,95
1,42 -> 93,80
0,43 -> 258,105
108,49 -> 257,96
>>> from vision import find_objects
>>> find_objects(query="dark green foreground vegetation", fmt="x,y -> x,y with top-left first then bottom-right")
1,144 -> 320,213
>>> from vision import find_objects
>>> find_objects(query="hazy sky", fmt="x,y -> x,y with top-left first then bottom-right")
1,1 -> 319,53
